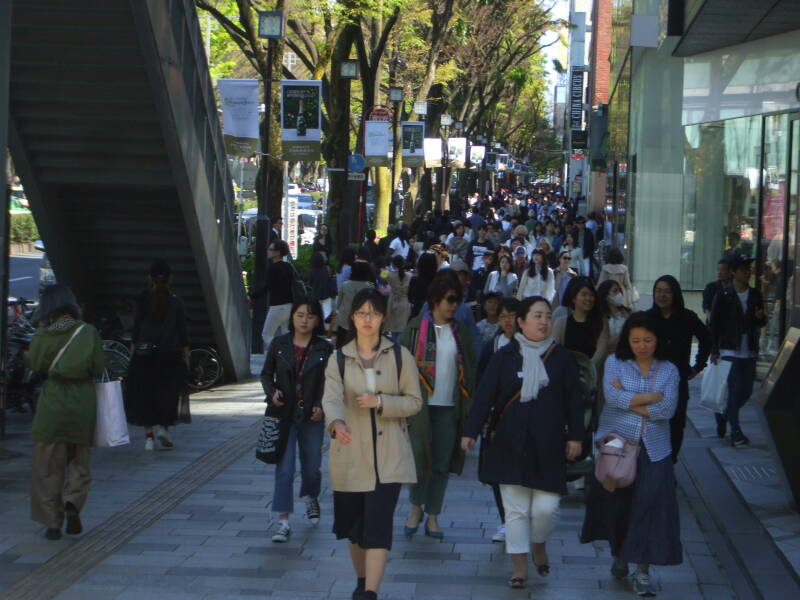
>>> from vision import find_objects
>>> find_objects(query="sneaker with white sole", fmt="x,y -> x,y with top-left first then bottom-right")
632,568 -> 656,597
305,498 -> 320,525
492,524 -> 505,543
145,438 -> 155,451
272,520 -> 291,543
157,427 -> 173,448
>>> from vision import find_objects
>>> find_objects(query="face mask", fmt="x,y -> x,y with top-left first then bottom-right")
609,293 -> 625,306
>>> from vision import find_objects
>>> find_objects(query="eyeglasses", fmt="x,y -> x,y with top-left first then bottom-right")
444,295 -> 460,304
561,256 -> 571,261
353,311 -> 382,320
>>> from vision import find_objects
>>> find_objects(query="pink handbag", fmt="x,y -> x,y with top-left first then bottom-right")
594,428 -> 643,490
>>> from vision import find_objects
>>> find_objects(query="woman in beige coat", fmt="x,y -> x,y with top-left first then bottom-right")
323,287 -> 422,600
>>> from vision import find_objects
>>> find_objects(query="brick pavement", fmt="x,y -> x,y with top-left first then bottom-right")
0,356 -> 739,599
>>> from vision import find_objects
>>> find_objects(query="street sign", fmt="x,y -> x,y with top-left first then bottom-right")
366,105 -> 393,121
348,153 -> 366,172
348,172 -> 366,181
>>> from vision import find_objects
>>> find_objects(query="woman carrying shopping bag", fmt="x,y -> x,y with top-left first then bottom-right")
260,299 -> 333,543
27,284 -> 105,541
124,260 -> 189,450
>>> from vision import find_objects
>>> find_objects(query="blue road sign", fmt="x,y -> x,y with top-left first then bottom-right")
348,154 -> 366,172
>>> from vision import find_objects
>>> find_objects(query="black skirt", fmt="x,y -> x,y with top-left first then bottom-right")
580,449 -> 683,566
332,482 -> 401,550
124,353 -> 186,428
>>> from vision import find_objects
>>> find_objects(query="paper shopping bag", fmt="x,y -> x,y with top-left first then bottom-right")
699,360 -> 732,414
94,379 -> 131,447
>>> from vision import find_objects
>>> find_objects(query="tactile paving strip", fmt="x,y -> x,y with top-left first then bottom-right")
2,421 -> 261,600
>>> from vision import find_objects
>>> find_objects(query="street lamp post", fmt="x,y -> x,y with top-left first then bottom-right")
339,59 -> 360,244
412,100 -> 427,212
440,113 -> 452,211
388,85 -> 404,223
252,10 -> 284,353
454,120 -> 464,212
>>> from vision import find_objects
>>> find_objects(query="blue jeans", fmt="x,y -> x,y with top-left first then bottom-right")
272,413 -> 325,515
724,357 -> 757,432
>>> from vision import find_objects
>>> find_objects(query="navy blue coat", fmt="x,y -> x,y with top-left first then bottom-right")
464,340 -> 584,495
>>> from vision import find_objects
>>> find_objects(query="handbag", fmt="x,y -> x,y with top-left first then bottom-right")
94,372 -> 131,447
594,364 -> 659,491
290,264 -> 310,303
700,360 -> 731,413
255,402 -> 291,464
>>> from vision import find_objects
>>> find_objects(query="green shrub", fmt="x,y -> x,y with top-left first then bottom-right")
10,213 -> 39,243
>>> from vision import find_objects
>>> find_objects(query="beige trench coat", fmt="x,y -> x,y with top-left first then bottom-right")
322,336 -> 423,492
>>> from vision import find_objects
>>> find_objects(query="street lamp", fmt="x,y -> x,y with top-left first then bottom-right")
340,59 -> 360,80
454,121 -> 464,132
413,101 -> 428,116
388,86 -> 404,223
252,9 -> 285,352
439,114 -> 453,210
338,58 -> 360,247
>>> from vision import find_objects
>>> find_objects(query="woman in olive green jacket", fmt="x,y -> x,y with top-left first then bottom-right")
401,270 -> 476,540
27,284 -> 105,540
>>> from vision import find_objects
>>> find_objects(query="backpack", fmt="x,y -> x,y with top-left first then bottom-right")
337,340 -> 403,385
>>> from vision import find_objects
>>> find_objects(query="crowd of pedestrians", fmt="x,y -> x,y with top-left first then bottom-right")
23,183 -> 763,600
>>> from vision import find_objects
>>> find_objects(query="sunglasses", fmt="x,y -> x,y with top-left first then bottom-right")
444,295 -> 460,304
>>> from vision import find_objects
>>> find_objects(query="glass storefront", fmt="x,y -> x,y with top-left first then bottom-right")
681,111 -> 800,363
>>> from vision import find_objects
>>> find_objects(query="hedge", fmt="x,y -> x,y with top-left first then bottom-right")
10,213 -> 39,243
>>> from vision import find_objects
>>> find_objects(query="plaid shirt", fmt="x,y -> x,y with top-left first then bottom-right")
596,355 -> 679,461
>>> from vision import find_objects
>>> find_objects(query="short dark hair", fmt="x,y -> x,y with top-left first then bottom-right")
615,311 -> 667,360
427,270 -> 462,308
481,292 -> 502,308
498,297 -> 521,315
270,240 -> 289,256
607,247 -> 624,265
348,287 -> 388,337
517,296 -> 552,323
287,298 -> 325,336
350,261 -> 374,282
562,276 -> 603,339
34,283 -> 81,325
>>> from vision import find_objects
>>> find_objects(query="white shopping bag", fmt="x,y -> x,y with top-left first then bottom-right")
94,378 -> 130,447
699,360 -> 732,413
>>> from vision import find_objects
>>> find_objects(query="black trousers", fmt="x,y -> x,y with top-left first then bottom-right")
669,378 -> 690,463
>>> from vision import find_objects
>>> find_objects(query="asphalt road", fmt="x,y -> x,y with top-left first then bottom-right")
7,253 -> 41,300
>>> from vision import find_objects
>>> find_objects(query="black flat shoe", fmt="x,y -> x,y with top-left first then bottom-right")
65,502 -> 83,535
536,563 -> 550,576
508,577 -> 527,589
45,528 -> 61,541
715,413 -> 727,439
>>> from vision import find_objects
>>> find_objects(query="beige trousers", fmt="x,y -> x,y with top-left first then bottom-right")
31,441 -> 91,529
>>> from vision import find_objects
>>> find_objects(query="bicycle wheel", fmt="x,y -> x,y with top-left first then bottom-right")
103,348 -> 130,380
102,339 -> 130,358
188,348 -> 223,391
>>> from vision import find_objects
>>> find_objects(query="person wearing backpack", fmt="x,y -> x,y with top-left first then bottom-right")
27,284 -> 105,541
322,288 -> 422,600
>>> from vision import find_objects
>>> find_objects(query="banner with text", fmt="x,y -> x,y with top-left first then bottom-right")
218,79 -> 260,156
448,137 -> 467,169
469,145 -> 485,168
401,122 -> 425,167
281,80 -> 322,161
424,138 -> 442,168
364,120 -> 390,167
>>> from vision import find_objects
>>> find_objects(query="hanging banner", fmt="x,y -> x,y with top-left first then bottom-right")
469,145 -> 485,168
485,151 -> 497,171
497,153 -> 509,171
364,120 -> 390,167
423,138 -> 442,168
448,137 -> 467,169
218,79 -> 260,156
280,80 -> 322,161
401,122 -> 425,167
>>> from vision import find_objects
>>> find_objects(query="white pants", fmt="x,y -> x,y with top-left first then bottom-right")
320,297 -> 333,320
262,303 -> 292,351
499,485 -> 560,554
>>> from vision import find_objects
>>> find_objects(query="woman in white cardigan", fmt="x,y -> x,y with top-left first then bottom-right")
516,249 -> 555,303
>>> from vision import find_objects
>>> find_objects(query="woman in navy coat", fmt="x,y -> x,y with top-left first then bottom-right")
462,296 -> 584,589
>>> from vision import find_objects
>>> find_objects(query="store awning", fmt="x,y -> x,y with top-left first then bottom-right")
673,0 -> 800,57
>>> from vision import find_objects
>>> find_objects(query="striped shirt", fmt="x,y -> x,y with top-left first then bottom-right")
596,355 -> 680,461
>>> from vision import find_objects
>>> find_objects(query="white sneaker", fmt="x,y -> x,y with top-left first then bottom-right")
632,568 -> 656,597
492,524 -> 505,543
157,427 -> 173,448
272,520 -> 291,543
144,438 -> 155,451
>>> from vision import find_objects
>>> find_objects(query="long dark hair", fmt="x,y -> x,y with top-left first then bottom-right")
391,254 -> 406,282
348,287 -> 388,343
651,274 -> 685,311
527,249 -> 549,280
563,276 -> 603,340
615,311 -> 667,361
149,260 -> 171,323
596,279 -> 619,319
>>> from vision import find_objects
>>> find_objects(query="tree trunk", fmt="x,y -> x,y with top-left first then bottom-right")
374,166 -> 391,234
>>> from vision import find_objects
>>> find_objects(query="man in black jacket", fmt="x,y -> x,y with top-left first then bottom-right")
702,258 -> 732,322
709,254 -> 767,446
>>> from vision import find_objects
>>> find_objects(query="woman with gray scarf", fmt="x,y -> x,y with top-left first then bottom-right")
462,296 -> 584,589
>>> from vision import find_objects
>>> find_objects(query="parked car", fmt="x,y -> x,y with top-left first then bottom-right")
34,241 -> 55,296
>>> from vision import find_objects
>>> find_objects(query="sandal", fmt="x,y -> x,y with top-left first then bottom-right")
508,577 -> 527,589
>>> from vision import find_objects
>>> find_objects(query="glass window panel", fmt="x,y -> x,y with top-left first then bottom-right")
760,114 -> 789,360
788,119 -> 800,332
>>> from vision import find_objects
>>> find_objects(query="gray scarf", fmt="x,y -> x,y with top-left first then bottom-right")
514,332 -> 554,402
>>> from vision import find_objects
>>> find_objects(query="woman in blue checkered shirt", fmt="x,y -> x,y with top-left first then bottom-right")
580,312 -> 682,597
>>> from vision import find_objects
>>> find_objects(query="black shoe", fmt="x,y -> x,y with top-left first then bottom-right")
64,502 -> 83,535
715,413 -> 727,439
352,579 -> 365,600
45,528 -> 61,541
611,557 -> 629,580
362,592 -> 377,600
305,498 -> 320,525
731,430 -> 749,446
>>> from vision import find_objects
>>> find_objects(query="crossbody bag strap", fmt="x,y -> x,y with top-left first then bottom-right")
49,324 -> 86,373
